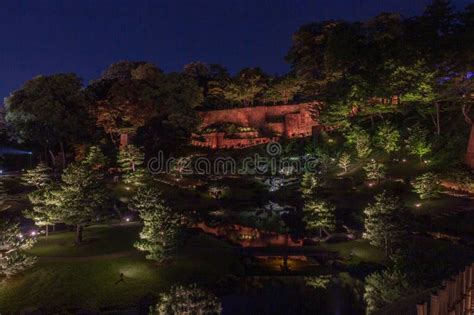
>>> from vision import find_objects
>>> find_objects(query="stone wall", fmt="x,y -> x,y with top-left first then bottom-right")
192,102 -> 320,149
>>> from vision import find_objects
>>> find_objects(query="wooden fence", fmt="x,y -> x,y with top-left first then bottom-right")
417,263 -> 474,315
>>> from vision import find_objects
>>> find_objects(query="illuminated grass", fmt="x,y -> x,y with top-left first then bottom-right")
0,225 -> 242,313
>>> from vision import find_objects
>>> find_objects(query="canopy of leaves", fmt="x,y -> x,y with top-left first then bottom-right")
412,172 -> 440,199
363,192 -> 410,255
151,284 -> 222,315
131,185 -> 183,262
0,221 -> 36,278
303,199 -> 336,235
5,73 -> 92,147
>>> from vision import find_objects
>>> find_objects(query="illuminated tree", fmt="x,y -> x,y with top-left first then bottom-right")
374,123 -> 400,154
131,185 -> 182,262
264,76 -> 302,104
345,127 -> 372,159
338,153 -> 351,173
24,184 -> 60,237
405,126 -> 432,160
22,162 -> 51,188
303,199 -> 336,237
363,192 -> 408,255
83,146 -> 109,169
363,160 -> 386,182
364,269 -> 411,315
208,185 -> 230,199
117,144 -> 145,184
150,284 -> 222,315
89,61 -> 162,145
0,176 -> 10,211
224,68 -> 267,106
0,221 -> 36,278
55,147 -> 108,243
412,172 -> 440,199
300,172 -> 322,196
170,156 -> 191,179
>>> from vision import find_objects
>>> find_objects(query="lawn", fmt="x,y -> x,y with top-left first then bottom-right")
0,224 -> 243,313
320,239 -> 386,265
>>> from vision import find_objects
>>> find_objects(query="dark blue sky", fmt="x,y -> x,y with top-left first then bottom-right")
0,0 -> 471,101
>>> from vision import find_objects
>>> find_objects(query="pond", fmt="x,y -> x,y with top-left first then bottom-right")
220,274 -> 365,315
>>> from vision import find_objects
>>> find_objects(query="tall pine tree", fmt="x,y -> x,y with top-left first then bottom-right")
363,192 -> 409,255
55,147 -> 109,243
22,162 -> 51,188
131,185 -> 182,262
303,199 -> 336,237
0,221 -> 36,278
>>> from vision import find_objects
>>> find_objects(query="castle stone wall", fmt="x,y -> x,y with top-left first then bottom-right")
192,102 -> 320,149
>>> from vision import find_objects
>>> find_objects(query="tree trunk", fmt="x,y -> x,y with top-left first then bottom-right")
430,103 -> 441,135
48,149 -> 56,168
319,228 -> 322,238
59,141 -> 66,169
435,103 -> 440,135
45,225 -> 49,238
52,224 -> 56,232
75,225 -> 83,244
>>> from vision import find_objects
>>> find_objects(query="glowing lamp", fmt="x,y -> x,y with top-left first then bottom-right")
415,203 -> 422,208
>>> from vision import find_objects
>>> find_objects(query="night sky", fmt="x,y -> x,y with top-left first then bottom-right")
0,0 -> 471,102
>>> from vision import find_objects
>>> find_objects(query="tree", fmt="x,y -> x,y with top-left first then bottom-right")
150,284 -> 222,315
224,68 -> 267,106
117,144 -> 145,184
345,127 -> 372,159
303,199 -> 336,237
300,171 -> 322,196
412,172 -> 440,199
338,153 -> 351,173
0,176 -> 10,211
5,73 -> 92,167
24,184 -> 60,237
88,61 -> 163,146
264,76 -> 302,104
0,221 -> 36,278
22,162 -> 51,188
374,123 -> 400,154
208,185 -> 230,199
363,160 -> 386,182
55,147 -> 108,243
131,185 -> 182,262
203,64 -> 232,109
405,126 -> 432,160
363,192 -> 408,255
364,269 -> 411,315
83,145 -> 109,169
